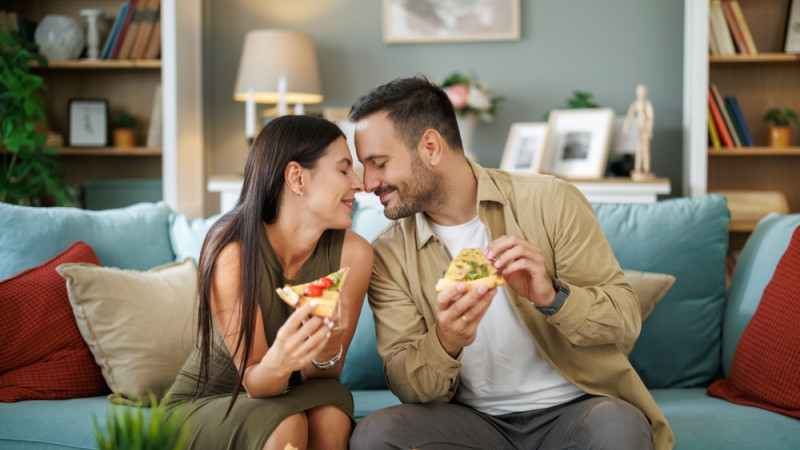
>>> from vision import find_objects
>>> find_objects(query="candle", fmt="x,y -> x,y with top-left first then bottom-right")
245,87 -> 254,140
277,74 -> 288,116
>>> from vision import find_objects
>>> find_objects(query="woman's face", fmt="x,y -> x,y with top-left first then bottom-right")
302,136 -> 364,229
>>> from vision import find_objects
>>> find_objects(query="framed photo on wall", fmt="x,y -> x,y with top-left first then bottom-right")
383,0 -> 520,43
500,122 -> 548,173
68,99 -> 108,147
542,108 -> 614,180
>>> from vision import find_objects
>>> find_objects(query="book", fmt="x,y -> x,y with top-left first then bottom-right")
725,95 -> 754,146
143,5 -> 161,60
729,0 -> 758,54
708,89 -> 734,147
710,83 -> 741,147
111,0 -> 138,59
710,0 -> 736,56
708,111 -> 721,149
117,0 -> 145,59
721,1 -> 748,54
130,0 -> 159,59
146,84 -> 162,148
101,2 -> 129,60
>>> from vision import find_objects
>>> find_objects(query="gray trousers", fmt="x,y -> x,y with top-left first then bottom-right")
350,395 -> 654,450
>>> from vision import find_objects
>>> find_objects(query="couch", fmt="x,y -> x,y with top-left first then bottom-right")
1,193 -> 798,449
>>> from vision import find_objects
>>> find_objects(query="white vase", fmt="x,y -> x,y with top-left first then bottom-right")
456,114 -> 478,162
80,9 -> 103,60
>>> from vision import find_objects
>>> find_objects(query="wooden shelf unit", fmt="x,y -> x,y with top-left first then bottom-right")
706,0 -> 800,240
10,0 -> 164,194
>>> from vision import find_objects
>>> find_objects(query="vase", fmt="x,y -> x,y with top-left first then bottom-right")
34,15 -> 85,61
456,114 -> 478,162
768,126 -> 791,147
80,9 -> 103,60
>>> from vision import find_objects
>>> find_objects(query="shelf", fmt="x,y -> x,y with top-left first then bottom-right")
710,53 -> 800,63
57,147 -> 162,156
708,147 -> 800,156
29,60 -> 161,69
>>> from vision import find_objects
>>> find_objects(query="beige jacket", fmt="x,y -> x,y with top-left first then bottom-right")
367,162 -> 674,449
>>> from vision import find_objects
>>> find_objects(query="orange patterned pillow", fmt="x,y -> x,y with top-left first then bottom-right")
707,226 -> 800,418
0,241 -> 109,402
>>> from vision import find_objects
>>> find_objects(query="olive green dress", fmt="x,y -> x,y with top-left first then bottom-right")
163,226 -> 353,449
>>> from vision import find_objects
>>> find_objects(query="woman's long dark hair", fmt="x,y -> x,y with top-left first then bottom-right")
193,115 -> 345,418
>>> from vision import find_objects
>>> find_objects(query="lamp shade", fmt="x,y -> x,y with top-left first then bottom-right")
233,30 -> 323,105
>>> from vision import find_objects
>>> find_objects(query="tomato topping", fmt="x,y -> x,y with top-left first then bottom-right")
318,277 -> 334,289
304,284 -> 323,297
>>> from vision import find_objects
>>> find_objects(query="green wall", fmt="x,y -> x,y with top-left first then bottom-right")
204,0 -> 685,199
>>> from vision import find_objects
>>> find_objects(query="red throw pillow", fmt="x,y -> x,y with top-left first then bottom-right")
0,241 -> 109,402
707,226 -> 800,418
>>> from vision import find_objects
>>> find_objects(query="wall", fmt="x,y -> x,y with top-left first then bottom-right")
204,0 -> 685,214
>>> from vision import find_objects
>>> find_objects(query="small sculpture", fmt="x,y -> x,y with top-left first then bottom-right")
622,84 -> 655,180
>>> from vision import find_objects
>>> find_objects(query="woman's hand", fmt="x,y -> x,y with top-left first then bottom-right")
267,301 -> 334,374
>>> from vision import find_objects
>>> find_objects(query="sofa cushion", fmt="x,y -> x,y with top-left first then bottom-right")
169,212 -> 222,263
593,194 -> 730,388
57,259 -> 197,404
0,202 -> 174,280
722,213 -> 800,376
619,270 -> 676,356
0,241 -> 108,402
651,388 -> 800,450
707,225 -> 800,418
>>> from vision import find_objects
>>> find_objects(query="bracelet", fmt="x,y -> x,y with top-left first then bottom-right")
311,345 -> 343,371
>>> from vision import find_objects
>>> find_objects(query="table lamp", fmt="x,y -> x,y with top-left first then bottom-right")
233,29 -> 324,142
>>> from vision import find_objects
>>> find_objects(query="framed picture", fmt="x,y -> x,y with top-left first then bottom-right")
785,0 -> 800,53
542,108 -> 614,180
383,0 -> 520,44
68,99 -> 108,147
500,122 -> 548,173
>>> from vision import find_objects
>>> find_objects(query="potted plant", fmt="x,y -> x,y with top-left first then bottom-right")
0,25 -> 75,206
112,111 -> 137,148
763,107 -> 797,147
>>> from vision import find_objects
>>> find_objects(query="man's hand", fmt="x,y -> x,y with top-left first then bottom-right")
435,283 -> 496,358
485,235 -> 556,308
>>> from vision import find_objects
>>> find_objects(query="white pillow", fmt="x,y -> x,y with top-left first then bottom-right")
56,259 -> 197,404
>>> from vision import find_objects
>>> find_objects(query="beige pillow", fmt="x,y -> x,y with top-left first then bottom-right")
56,258 -> 197,404
621,269 -> 676,356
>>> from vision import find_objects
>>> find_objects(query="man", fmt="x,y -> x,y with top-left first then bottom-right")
348,76 -> 673,449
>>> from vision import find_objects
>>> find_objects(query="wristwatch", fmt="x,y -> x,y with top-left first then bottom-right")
535,278 -> 570,316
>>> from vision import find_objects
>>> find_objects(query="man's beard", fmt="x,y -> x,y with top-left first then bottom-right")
379,153 -> 444,220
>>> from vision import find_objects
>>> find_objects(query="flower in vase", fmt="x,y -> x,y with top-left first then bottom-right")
438,72 -> 502,122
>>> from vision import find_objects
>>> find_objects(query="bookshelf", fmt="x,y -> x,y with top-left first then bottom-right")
685,1 -> 800,244
5,0 -> 205,216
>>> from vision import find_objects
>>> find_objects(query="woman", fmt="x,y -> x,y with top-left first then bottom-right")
164,115 -> 372,450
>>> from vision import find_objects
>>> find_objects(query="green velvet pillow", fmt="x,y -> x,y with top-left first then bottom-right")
593,194 -> 730,388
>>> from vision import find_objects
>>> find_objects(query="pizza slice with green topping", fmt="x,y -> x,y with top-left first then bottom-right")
435,248 -> 505,292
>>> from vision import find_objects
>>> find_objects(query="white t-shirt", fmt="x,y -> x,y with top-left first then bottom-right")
430,215 -> 585,415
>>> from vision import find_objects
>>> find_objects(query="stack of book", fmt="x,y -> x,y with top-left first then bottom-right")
101,0 -> 161,60
707,83 -> 754,148
709,0 -> 758,56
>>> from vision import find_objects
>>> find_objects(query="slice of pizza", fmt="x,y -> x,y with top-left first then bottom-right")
276,267 -> 349,317
435,248 -> 505,292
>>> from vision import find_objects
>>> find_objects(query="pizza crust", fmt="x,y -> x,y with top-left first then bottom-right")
435,248 -> 506,293
275,267 -> 349,317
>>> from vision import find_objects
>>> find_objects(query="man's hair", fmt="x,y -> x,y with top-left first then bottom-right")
349,75 -> 463,153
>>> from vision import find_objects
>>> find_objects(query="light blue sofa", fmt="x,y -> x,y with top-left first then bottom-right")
1,194 -> 798,449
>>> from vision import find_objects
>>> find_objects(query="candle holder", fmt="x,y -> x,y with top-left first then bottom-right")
80,9 -> 103,60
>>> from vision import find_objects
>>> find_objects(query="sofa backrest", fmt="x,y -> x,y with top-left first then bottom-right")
0,202 -> 175,280
722,212 -> 800,377
593,194 -> 730,388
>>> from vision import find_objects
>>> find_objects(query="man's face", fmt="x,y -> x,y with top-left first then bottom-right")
354,112 -> 443,220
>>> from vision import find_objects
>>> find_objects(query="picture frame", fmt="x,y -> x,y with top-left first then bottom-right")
68,99 -> 108,147
383,0 -> 520,44
542,108 -> 614,180
500,122 -> 548,173
784,0 -> 800,53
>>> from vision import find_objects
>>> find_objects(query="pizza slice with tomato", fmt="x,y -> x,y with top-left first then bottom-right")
276,267 -> 349,317
435,248 -> 505,292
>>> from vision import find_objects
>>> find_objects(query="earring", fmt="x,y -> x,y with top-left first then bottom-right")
297,190 -> 304,197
